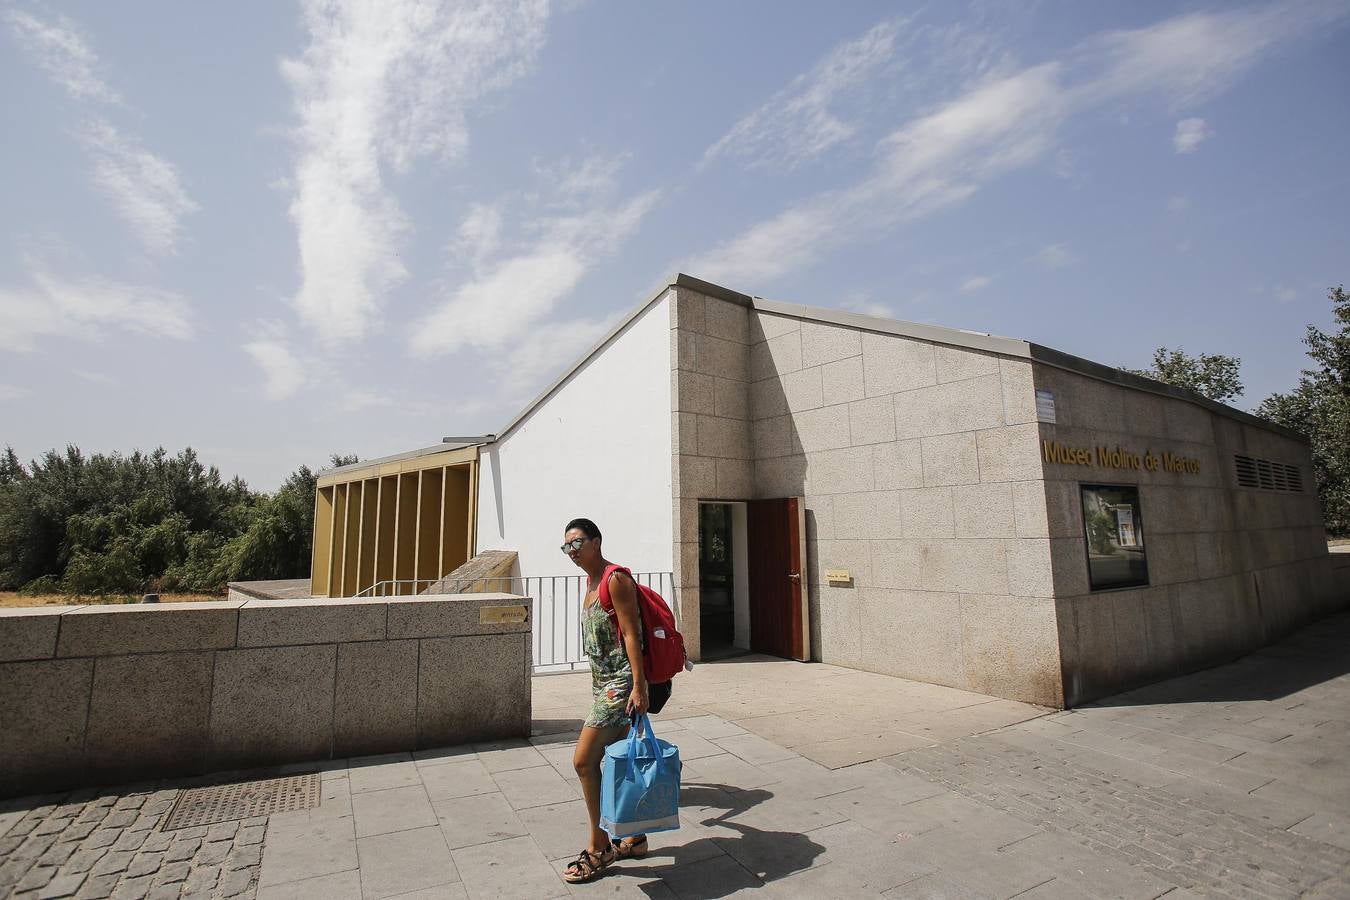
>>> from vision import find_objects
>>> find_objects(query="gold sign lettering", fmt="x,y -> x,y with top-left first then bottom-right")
1041,441 -> 1200,475
479,605 -> 528,625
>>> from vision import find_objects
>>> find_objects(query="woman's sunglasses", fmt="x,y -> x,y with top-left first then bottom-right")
560,537 -> 589,555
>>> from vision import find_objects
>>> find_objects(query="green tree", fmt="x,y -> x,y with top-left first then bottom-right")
1259,285 -> 1350,536
0,447 -> 359,594
1124,347 -> 1244,403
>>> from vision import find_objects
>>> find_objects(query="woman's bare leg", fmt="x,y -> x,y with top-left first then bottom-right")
572,724 -> 628,854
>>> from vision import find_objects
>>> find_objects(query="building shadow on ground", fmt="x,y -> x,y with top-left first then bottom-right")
1086,612 -> 1350,708
528,718 -> 586,741
607,782 -> 825,899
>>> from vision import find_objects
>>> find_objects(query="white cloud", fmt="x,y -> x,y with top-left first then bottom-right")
690,64 -> 1065,285
282,0 -> 552,344
242,338 -> 307,401
702,19 -> 901,171
74,370 -> 116,385
4,10 -> 120,104
535,153 -> 631,202
0,385 -> 32,402
0,266 -> 193,352
493,315 -> 613,402
1274,285 -> 1298,303
688,2 -> 1347,290
838,290 -> 897,319
453,203 -> 503,270
1168,194 -> 1191,212
1077,1 -> 1347,110
6,11 -> 199,254
81,119 -> 199,255
411,187 -> 660,356
961,275 -> 992,292
1173,117 -> 1211,153
1031,243 -> 1075,270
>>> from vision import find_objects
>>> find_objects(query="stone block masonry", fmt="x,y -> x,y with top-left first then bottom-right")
0,594 -> 533,798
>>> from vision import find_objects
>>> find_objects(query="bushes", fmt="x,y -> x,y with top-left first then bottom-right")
0,446 -> 353,595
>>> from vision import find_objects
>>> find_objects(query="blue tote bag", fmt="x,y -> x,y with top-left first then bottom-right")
599,713 -> 681,838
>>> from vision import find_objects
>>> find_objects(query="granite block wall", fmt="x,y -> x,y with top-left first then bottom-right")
668,288 -> 1342,709
743,307 -> 1063,707
669,286 -> 754,660
0,594 -> 532,798
1034,365 -> 1341,706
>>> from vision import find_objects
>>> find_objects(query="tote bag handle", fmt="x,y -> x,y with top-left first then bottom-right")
624,713 -> 664,788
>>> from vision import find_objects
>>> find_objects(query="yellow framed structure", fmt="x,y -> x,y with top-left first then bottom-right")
310,445 -> 480,598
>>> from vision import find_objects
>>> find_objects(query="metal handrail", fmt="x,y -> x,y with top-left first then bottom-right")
348,571 -> 676,674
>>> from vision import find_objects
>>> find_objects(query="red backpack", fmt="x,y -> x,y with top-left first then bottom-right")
597,564 -> 687,684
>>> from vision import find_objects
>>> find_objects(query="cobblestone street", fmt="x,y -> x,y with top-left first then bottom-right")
1,612 -> 1348,898
0,789 -> 264,899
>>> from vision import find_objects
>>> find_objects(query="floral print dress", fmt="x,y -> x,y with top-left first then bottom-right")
581,597 -> 632,728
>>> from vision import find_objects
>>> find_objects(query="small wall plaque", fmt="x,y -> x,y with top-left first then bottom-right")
1035,389 -> 1057,424
479,604 -> 528,624
825,570 -> 852,585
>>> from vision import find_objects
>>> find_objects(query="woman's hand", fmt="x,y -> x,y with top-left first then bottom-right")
626,684 -> 649,716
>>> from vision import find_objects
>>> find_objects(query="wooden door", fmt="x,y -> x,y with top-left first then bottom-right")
747,497 -> 809,661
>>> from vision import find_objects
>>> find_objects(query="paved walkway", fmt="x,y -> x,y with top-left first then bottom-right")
1,614 -> 1348,899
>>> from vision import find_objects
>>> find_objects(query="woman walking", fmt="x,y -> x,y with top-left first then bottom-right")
560,517 -> 651,884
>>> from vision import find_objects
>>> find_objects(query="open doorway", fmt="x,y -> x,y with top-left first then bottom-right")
698,501 -> 749,660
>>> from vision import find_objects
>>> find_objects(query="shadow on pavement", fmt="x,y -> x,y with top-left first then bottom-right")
1087,611 -> 1350,707
606,782 -> 825,899
529,718 -> 585,741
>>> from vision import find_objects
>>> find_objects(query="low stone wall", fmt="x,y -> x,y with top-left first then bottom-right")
0,593 -> 533,799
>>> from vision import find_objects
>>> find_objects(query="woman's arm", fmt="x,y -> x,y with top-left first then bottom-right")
609,571 -> 649,715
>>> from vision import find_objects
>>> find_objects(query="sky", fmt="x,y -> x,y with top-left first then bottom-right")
2,0 -> 1348,491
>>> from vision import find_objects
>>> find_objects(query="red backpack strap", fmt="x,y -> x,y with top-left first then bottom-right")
596,563 -> 628,615
596,564 -> 643,650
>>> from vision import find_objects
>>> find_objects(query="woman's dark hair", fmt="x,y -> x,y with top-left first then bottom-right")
564,518 -> 602,542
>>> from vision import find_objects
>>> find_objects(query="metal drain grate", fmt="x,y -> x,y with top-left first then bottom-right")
161,772 -> 321,830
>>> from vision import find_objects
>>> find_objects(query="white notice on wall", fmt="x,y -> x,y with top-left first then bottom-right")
1035,389 -> 1057,424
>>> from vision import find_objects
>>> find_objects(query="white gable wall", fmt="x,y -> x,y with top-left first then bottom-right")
476,293 -> 674,584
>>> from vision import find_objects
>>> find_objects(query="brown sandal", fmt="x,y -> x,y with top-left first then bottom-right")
563,846 -> 617,883
612,835 -> 648,859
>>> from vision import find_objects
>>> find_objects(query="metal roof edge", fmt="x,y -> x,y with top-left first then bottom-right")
1027,344 -> 1308,444
441,268 -> 1306,455
751,297 -> 1034,358
320,442 -> 477,477
674,272 -> 755,307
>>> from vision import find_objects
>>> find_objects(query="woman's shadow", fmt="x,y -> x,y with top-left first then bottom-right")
616,783 -> 825,899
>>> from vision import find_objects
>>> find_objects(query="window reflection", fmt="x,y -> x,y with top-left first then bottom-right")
1081,485 -> 1149,590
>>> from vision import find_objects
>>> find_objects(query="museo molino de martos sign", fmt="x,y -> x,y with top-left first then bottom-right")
1041,440 -> 1202,475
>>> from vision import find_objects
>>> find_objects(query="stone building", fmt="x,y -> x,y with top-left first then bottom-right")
309,274 -> 1345,707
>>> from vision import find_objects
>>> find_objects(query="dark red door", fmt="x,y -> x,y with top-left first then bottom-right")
747,497 -> 808,661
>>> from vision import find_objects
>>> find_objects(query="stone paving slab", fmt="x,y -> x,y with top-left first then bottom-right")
3,612 -> 1349,898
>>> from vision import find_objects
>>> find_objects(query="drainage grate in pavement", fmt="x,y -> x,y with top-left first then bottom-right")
161,772 -> 321,830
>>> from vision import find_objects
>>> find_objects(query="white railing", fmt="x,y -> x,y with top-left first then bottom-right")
354,572 -> 676,674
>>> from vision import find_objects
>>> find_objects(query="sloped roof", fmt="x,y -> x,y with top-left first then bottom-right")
484,272 -> 1300,444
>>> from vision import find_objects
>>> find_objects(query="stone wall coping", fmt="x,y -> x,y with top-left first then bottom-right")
0,605 -> 87,617
63,599 -> 248,615
0,594 -> 533,660
384,591 -> 522,605
239,596 -> 384,609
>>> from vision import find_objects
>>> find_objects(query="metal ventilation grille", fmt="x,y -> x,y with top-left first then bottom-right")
1234,455 -> 1304,492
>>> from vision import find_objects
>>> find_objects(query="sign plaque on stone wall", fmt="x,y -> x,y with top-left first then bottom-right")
1035,389 -> 1057,424
480,604 -> 529,624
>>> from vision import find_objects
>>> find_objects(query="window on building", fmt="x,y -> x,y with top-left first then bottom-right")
1080,485 -> 1148,591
